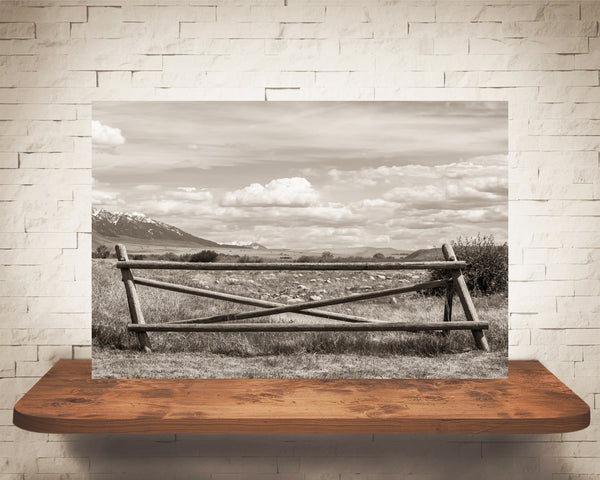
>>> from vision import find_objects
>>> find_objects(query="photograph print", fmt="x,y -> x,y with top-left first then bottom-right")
92,101 -> 508,379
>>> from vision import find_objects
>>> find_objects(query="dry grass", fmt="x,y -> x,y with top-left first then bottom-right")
93,350 -> 508,379
92,258 -> 508,378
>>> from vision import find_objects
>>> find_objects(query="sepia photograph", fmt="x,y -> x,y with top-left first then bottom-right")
92,101 -> 508,379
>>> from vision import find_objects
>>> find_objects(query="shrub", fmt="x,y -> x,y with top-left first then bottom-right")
92,245 -> 110,259
296,255 -> 318,263
189,250 -> 218,263
158,252 -> 180,261
238,255 -> 264,263
429,234 -> 508,296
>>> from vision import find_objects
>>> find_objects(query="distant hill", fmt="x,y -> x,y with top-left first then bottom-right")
402,247 -> 444,262
304,246 -> 409,258
92,209 -> 220,250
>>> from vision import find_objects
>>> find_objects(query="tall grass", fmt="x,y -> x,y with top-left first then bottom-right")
92,259 -> 507,357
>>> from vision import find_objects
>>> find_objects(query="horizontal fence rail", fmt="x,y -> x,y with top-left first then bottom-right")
116,260 -> 467,271
129,321 -> 489,333
113,243 -> 490,352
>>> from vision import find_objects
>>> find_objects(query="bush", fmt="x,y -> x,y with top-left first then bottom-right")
238,255 -> 264,263
157,252 -> 180,261
189,250 -> 218,263
429,234 -> 508,296
92,245 -> 110,259
296,255 -> 319,263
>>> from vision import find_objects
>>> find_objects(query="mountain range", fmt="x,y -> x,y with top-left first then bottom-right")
92,209 -> 409,258
92,209 -> 221,250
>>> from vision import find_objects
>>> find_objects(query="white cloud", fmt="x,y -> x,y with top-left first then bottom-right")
92,120 -> 125,146
135,184 -> 161,191
384,185 -> 443,204
222,177 -> 319,207
92,189 -> 120,203
171,187 -> 213,202
328,155 -> 507,187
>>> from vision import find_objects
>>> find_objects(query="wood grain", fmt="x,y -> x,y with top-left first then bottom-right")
117,260 -> 467,271
13,360 -> 589,434
128,321 -> 489,332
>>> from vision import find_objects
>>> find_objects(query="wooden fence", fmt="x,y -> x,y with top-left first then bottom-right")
115,243 -> 490,353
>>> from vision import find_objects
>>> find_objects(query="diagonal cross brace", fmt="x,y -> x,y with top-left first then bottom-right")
172,278 -> 448,325
134,276 -> 392,324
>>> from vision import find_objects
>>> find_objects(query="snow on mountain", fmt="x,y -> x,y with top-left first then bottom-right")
221,240 -> 267,250
92,208 -> 220,247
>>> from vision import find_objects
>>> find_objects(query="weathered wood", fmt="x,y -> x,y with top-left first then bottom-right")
159,279 -> 449,326
114,244 -> 152,353
441,280 -> 455,337
116,260 -> 467,271
111,243 -> 490,352
443,280 -> 454,323
442,243 -> 490,352
12,360 -> 591,434
134,276 -> 391,324
128,321 -> 489,333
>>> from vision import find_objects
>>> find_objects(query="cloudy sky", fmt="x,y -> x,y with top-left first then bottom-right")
93,101 -> 507,251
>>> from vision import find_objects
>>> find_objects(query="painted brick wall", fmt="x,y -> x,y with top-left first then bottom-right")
1,0 -> 599,478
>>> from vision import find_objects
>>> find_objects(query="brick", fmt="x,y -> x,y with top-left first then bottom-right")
436,4 -> 540,22
509,328 -> 530,346
37,346 -> 73,362
123,5 -> 216,24
0,152 -> 17,168
0,104 -> 77,121
510,264 -> 545,281
248,6 -> 325,22
180,22 -> 282,39
434,37 -> 469,55
0,6 -> 86,23
470,37 -> 589,55
73,346 -> 91,359
35,22 -> 70,42
567,329 -> 600,345
0,23 -> 35,40
97,71 -> 132,88
410,21 -> 503,39
503,21 -> 599,38
280,22 -> 374,39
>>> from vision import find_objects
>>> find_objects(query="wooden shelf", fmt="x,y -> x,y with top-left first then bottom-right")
13,360 -> 589,434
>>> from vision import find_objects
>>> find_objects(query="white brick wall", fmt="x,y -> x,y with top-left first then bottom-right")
0,0 -> 599,478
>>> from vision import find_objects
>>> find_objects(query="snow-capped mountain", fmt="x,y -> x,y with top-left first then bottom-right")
92,209 -> 220,247
220,240 -> 266,250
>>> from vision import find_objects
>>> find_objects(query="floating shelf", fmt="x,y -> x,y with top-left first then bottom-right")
13,360 -> 589,434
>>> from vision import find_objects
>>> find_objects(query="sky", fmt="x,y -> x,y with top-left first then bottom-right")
92,101 -> 508,251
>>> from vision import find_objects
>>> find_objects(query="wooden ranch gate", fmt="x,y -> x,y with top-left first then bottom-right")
115,243 -> 490,353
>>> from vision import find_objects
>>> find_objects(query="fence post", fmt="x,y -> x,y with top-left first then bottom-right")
443,280 -> 454,323
442,243 -> 490,352
441,280 -> 454,337
115,244 -> 152,353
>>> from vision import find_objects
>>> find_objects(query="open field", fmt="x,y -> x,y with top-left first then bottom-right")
92,258 -> 508,379
93,236 -> 409,261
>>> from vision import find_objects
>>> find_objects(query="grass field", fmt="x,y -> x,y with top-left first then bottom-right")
92,258 -> 508,379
